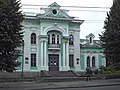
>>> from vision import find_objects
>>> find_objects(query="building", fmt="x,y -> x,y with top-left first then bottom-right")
17,2 -> 106,72
80,33 -> 106,71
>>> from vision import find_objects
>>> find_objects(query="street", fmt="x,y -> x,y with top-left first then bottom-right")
0,79 -> 120,90
51,85 -> 120,90
0,84 -> 120,90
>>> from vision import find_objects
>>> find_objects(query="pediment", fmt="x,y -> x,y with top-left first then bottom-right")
45,9 -> 73,19
81,41 -> 101,48
37,2 -> 74,20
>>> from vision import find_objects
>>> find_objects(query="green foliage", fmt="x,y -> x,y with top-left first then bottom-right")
93,69 -> 99,74
99,0 -> 120,70
99,66 -> 120,75
0,0 -> 24,72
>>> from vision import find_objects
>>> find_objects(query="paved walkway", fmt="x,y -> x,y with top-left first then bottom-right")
0,79 -> 120,90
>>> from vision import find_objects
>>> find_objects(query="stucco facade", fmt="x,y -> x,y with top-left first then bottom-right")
17,2 -> 106,72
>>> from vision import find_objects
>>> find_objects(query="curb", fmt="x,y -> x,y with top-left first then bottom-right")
30,83 -> 120,90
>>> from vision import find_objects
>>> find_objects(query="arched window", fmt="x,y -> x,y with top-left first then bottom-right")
87,56 -> 90,67
92,56 -> 95,67
31,33 -> 36,44
69,35 -> 74,45
52,34 -> 55,44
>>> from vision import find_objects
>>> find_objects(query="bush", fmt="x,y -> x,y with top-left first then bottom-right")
99,66 -> 120,75
93,69 -> 99,74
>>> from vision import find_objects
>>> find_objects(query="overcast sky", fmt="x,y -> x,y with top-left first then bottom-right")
21,0 -> 113,39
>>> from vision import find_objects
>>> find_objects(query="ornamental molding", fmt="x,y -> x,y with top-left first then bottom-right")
43,25 -> 67,35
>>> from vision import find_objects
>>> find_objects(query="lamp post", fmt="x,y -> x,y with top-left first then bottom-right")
21,40 -> 24,78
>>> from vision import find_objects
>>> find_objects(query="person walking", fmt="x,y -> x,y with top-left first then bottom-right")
86,68 -> 92,81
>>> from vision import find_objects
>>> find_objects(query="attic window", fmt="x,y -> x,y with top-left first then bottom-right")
52,9 -> 57,15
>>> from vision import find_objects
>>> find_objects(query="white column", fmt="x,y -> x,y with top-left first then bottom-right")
40,40 -> 48,70
43,41 -> 45,66
50,34 -> 52,44
66,42 -> 70,70
44,41 -> 48,70
38,39 -> 40,71
90,56 -> 92,67
40,41 -> 43,67
65,43 -> 67,66
63,43 -> 65,67
66,43 -> 69,66
62,42 -> 69,71
44,41 -> 47,66
55,34 -> 57,44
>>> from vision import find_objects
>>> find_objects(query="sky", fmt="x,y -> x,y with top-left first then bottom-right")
21,0 -> 113,39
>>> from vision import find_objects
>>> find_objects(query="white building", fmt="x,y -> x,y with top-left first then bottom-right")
17,2 -> 106,72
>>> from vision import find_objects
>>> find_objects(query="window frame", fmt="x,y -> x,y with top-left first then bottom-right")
52,34 -> 55,44
31,53 -> 36,67
69,35 -> 74,45
92,56 -> 95,67
69,54 -> 74,67
87,56 -> 90,67
31,33 -> 36,44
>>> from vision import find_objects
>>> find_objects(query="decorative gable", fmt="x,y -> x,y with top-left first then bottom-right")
45,10 -> 71,18
37,2 -> 73,20
81,33 -> 101,48
48,2 -> 61,9
86,33 -> 95,39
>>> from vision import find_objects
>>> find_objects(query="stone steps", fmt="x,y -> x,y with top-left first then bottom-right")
48,71 -> 77,77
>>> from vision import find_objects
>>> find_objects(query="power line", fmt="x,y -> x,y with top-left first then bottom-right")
21,4 -> 46,7
69,10 -> 108,12
84,20 -> 104,23
21,4 -> 110,9
23,12 -> 105,23
21,4 -> 108,23
84,22 -> 104,23
21,8 -> 109,12
85,20 -> 104,21
62,5 -> 109,9
21,4 -> 110,13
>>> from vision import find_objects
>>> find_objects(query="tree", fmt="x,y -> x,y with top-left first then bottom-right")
99,0 -> 120,70
0,0 -> 24,72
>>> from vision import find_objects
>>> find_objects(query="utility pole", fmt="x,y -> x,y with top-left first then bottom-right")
21,40 -> 24,78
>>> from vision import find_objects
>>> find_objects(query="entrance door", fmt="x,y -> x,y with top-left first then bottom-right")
49,54 -> 59,71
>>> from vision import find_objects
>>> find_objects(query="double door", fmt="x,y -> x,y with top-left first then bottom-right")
49,54 -> 59,71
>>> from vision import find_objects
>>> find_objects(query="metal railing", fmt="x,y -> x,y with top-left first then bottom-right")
48,44 -> 60,49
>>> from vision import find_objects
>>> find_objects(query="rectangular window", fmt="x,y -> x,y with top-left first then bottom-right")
69,54 -> 74,67
31,54 -> 36,67
52,34 -> 55,44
